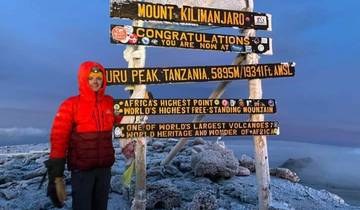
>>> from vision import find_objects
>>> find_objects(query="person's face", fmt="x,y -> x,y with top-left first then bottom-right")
88,72 -> 103,92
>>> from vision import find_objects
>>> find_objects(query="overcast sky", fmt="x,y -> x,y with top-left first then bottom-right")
0,0 -> 359,146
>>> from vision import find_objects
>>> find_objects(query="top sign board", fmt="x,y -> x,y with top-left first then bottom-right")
110,24 -> 272,54
110,1 -> 272,31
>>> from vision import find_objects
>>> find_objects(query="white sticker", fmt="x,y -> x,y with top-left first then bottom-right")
258,44 -> 265,52
245,46 -> 252,52
261,38 -> 268,44
254,16 -> 267,26
124,25 -> 133,34
114,127 -> 124,138
142,37 -> 150,45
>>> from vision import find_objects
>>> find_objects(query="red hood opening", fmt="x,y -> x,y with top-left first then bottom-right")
78,61 -> 107,101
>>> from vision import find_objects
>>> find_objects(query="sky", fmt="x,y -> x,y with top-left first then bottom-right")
0,0 -> 359,146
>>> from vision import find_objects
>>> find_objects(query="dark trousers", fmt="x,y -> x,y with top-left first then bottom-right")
71,167 -> 111,210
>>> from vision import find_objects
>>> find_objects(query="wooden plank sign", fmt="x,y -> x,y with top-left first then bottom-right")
113,99 -> 276,115
110,1 -> 272,31
114,121 -> 280,138
110,24 -> 272,54
106,62 -> 295,85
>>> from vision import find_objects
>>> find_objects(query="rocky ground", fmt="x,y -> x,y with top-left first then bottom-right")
0,139 -> 359,210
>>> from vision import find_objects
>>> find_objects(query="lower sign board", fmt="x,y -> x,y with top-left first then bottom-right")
114,121 -> 280,138
106,62 -> 295,85
110,24 -> 272,54
114,99 -> 276,115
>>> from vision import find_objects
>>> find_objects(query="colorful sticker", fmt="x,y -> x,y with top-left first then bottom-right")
128,34 -> 138,44
111,26 -> 128,43
222,99 -> 229,107
142,37 -> 150,45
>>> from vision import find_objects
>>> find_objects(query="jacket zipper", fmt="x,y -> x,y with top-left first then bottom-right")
95,93 -> 101,132
96,92 -> 100,166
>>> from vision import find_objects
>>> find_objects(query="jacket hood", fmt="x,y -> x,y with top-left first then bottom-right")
78,61 -> 107,101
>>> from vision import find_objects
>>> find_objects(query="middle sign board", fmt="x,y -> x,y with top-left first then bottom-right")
106,62 -> 295,85
110,24 -> 272,54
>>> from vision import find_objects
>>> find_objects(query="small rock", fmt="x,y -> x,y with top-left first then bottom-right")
152,141 -> 165,151
192,137 -> 206,145
280,157 -> 313,172
189,190 -> 218,210
163,147 -> 171,153
1,189 -> 18,200
270,201 -> 295,210
222,183 -> 257,204
164,164 -> 182,177
191,143 -> 239,180
147,182 -> 181,209
270,168 -> 300,183
192,145 -> 206,154
110,175 -> 123,194
23,168 -> 46,180
236,166 -> 251,176
319,189 -> 345,205
239,154 -> 256,172
178,162 -> 192,172
147,166 -> 164,177
230,202 -> 248,210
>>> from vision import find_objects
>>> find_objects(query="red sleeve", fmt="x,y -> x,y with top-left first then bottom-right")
49,99 -> 74,159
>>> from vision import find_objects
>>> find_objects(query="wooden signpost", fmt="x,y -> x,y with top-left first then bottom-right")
114,98 -> 277,115
109,0 -> 295,209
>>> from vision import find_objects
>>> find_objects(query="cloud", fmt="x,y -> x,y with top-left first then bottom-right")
0,127 -> 48,137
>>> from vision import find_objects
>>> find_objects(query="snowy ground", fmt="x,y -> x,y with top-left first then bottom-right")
0,139 -> 359,209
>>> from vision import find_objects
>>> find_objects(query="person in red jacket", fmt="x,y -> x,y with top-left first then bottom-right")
44,61 -> 122,210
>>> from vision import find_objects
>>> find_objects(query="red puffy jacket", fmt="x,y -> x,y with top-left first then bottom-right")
50,61 -> 122,170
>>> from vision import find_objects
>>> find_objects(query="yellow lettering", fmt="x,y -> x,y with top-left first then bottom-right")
138,4 -> 146,17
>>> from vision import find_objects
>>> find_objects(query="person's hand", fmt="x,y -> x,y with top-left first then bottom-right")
54,177 -> 67,204
47,177 -> 66,208
44,158 -> 66,208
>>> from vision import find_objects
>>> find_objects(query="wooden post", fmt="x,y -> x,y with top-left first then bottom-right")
121,19 -> 147,210
244,0 -> 272,209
